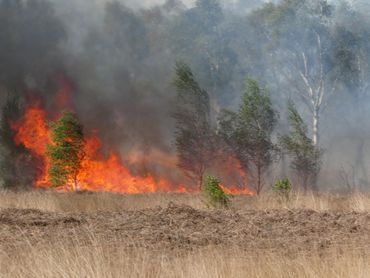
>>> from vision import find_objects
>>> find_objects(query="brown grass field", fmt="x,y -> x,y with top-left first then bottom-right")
1,191 -> 370,277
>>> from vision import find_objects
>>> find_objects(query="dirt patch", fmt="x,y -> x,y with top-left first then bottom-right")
1,203 -> 370,254
0,208 -> 84,226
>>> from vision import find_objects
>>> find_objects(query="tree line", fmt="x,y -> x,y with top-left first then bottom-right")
0,62 -> 321,194
173,62 -> 321,194
0,0 -> 369,190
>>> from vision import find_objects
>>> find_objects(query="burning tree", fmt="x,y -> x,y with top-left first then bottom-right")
173,62 -> 217,188
218,79 -> 278,195
280,101 -> 322,192
47,111 -> 85,191
0,96 -> 32,189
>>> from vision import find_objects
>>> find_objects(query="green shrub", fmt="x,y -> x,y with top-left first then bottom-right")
203,176 -> 230,208
272,178 -> 292,200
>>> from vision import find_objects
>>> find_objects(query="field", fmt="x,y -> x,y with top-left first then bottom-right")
1,191 -> 370,277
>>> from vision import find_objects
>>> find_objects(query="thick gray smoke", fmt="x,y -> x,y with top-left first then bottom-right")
1,0 -> 370,190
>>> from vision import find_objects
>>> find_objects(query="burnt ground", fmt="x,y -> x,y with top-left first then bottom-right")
0,203 -> 369,255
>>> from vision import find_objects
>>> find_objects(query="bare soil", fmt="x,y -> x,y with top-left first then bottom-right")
1,203 -> 370,255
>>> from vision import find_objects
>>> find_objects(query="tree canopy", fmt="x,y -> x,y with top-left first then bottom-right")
219,79 -> 278,194
280,101 -> 321,191
47,111 -> 85,190
173,62 -> 217,188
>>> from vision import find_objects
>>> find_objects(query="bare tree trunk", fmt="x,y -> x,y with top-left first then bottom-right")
355,139 -> 369,187
256,165 -> 262,195
73,176 -> 78,192
313,107 -> 320,146
198,167 -> 205,190
295,34 -> 333,148
302,174 -> 308,194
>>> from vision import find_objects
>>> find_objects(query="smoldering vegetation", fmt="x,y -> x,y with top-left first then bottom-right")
0,0 -> 370,191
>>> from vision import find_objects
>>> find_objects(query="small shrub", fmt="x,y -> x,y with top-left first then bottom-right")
203,176 -> 230,208
272,178 -> 292,201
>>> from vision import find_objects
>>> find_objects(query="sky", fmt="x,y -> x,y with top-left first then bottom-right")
96,0 -> 194,8
91,0 -> 370,10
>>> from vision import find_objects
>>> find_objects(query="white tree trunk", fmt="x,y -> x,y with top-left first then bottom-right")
312,107 -> 319,146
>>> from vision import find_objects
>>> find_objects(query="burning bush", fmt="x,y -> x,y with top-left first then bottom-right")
203,176 -> 230,208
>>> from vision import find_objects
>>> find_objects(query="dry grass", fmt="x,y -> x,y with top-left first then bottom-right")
1,190 -> 370,277
0,190 -> 204,212
1,241 -> 370,278
235,191 -> 370,212
1,190 -> 370,212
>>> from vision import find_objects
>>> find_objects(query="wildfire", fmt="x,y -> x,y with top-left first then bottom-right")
11,82 -> 254,195
219,184 -> 251,195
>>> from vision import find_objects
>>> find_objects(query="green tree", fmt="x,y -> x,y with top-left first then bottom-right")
219,79 -> 278,195
173,62 -> 217,188
280,101 -> 322,192
47,111 -> 85,191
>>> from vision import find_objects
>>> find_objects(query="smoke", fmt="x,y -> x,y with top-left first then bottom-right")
1,0 -> 370,190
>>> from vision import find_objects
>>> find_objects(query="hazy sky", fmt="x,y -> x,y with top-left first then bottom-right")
96,0 -> 194,8
92,0 -> 370,10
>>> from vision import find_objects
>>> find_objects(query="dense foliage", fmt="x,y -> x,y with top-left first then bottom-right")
203,175 -> 230,208
219,79 -> 278,194
173,62 -> 219,187
280,101 -> 322,191
272,177 -> 292,200
47,111 -> 85,190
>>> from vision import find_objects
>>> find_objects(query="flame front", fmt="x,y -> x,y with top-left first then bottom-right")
11,85 -> 254,195
11,103 -> 189,193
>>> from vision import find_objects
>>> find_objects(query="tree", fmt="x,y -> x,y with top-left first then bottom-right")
173,62 -> 217,188
219,79 -> 278,195
194,0 -> 223,32
251,0 -> 336,147
280,101 -> 322,192
47,111 -> 85,191
329,5 -> 370,187
272,177 -> 292,201
168,0 -> 238,101
0,96 -> 30,189
203,175 -> 230,208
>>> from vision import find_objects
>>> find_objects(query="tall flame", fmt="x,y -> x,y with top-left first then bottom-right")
11,82 -> 254,195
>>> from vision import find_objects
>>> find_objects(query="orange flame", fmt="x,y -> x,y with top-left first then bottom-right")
11,82 -> 254,195
220,184 -> 253,195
